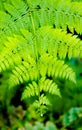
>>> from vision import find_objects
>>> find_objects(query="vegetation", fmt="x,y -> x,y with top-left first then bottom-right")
0,0 -> 82,129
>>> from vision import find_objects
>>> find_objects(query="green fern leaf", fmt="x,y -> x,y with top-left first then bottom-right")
0,0 -> 82,114
21,81 -> 39,100
39,77 -> 61,96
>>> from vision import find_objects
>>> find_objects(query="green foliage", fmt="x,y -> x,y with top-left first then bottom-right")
0,0 -> 82,124
63,107 -> 82,128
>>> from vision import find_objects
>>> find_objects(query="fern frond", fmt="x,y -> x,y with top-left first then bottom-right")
9,61 -> 38,87
0,0 -> 82,39
39,77 -> 61,96
51,60 -> 76,83
4,0 -> 27,16
37,26 -> 82,59
32,94 -> 51,116
9,52 -> 76,88
39,53 -> 76,83
0,31 -> 35,72
28,0 -> 82,33
22,87 -> 51,115
22,81 -> 39,100
0,0 -> 82,114
32,94 -> 50,109
0,26 -> 80,86
22,77 -> 61,100
39,94 -> 50,106
54,0 -> 82,33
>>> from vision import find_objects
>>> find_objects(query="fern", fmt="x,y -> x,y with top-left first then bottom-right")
22,78 -> 60,100
0,27 -> 82,73
0,0 -> 82,113
0,0 -> 82,35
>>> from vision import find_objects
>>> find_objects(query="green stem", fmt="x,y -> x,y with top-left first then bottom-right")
27,0 -> 38,60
